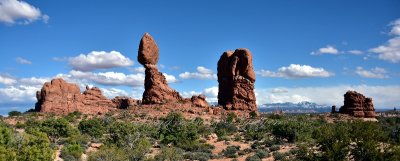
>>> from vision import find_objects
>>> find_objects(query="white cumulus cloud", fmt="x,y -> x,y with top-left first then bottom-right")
369,18 -> 400,63
0,75 -> 17,85
355,67 -> 388,79
69,51 -> 134,71
311,45 -> 339,55
179,66 -> 217,80
256,64 -> 334,79
0,0 -> 49,25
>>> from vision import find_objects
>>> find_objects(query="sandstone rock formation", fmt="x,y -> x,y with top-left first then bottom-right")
138,33 -> 183,104
191,95 -> 208,108
35,78 -> 121,114
35,78 -> 83,114
217,48 -> 257,111
339,90 -> 376,118
112,96 -> 139,109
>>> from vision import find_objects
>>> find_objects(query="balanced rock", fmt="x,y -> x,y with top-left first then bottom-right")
138,33 -> 183,104
217,48 -> 256,111
138,32 -> 159,65
339,90 -> 376,118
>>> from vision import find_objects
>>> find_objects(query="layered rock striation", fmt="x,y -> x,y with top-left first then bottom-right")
339,90 -> 376,118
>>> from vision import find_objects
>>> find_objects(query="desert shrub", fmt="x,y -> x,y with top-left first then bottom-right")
0,125 -> 15,161
61,143 -> 84,161
106,121 -> 141,147
8,111 -> 22,117
106,121 -> 152,160
226,112 -> 237,123
65,133 -> 90,147
64,111 -> 82,122
269,145 -> 280,152
26,118 -> 77,140
249,111 -> 257,119
184,152 -> 211,161
312,123 -> 350,161
244,122 -> 267,140
15,130 -> 55,161
127,137 -> 151,160
88,146 -> 128,161
78,118 -> 105,138
0,125 -> 13,146
271,120 -> 313,143
212,121 -> 237,138
158,112 -> 209,151
350,121 -> 386,161
273,152 -> 287,161
222,145 -> 240,158
255,149 -> 269,158
268,114 -> 284,120
155,146 -> 184,161
0,146 -> 16,161
246,155 -> 261,161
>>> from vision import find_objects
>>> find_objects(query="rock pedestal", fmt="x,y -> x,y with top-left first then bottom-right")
138,33 -> 182,104
339,91 -> 376,118
217,48 -> 257,111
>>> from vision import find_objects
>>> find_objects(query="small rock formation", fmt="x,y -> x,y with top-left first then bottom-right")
111,96 -> 139,109
138,33 -> 183,104
331,105 -> 336,113
217,48 -> 257,111
339,91 -> 376,118
35,78 -> 125,114
35,78 -> 83,114
83,86 -> 115,108
191,95 -> 208,108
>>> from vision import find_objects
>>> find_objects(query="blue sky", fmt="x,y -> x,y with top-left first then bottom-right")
0,0 -> 400,114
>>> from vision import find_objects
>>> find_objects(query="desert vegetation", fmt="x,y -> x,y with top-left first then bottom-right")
0,110 -> 399,161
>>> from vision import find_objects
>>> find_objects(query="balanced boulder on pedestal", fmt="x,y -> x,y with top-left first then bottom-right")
138,33 -> 183,104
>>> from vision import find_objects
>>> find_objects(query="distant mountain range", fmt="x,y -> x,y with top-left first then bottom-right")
258,101 -> 332,113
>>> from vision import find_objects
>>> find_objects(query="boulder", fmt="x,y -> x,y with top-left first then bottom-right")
191,95 -> 208,108
217,48 -> 257,111
112,96 -> 139,109
339,91 -> 376,118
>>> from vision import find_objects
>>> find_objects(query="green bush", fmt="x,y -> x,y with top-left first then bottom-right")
8,111 -> 22,117
88,146 -> 128,161
255,149 -> 269,158
78,118 -> 105,138
158,112 -> 208,151
184,152 -> 211,161
222,145 -> 240,158
0,146 -> 16,161
245,155 -> 261,161
26,118 -> 77,140
312,123 -> 350,161
61,143 -> 84,161
273,152 -> 287,161
155,146 -> 184,161
269,145 -> 280,152
16,130 -> 55,161
213,121 -> 237,138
